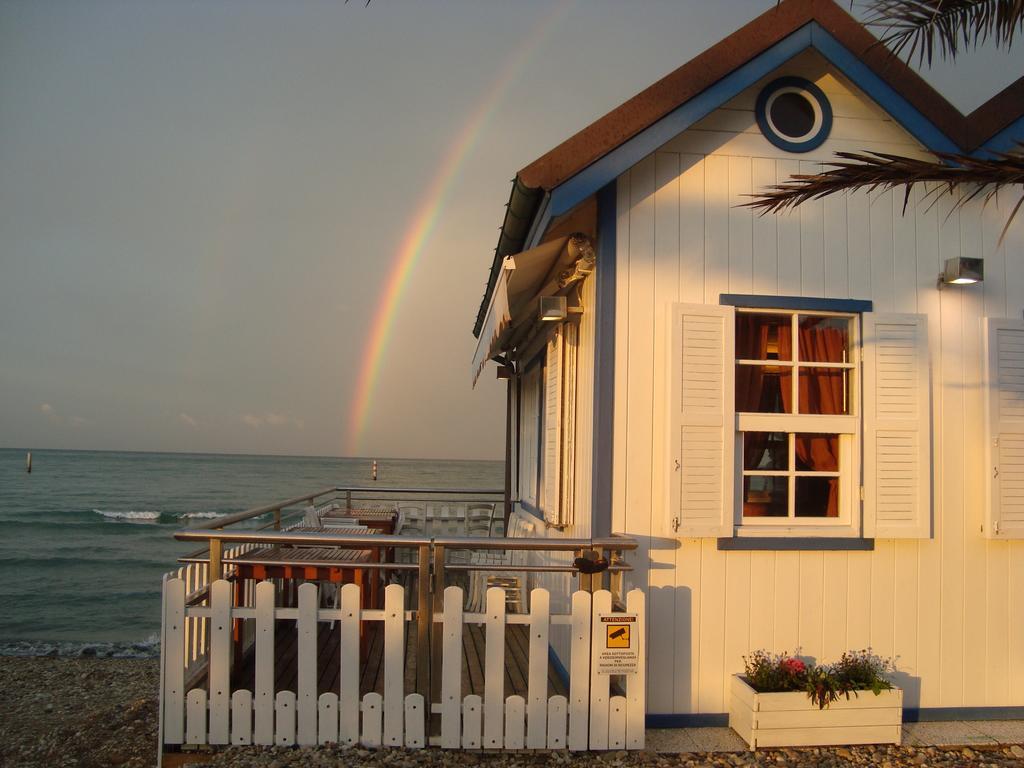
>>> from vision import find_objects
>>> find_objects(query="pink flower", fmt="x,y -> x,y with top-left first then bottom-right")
782,658 -> 806,675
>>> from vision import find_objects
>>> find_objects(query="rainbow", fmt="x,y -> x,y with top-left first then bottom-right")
346,0 -> 574,456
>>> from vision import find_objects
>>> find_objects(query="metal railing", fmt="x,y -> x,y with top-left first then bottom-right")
169,485 -> 638,705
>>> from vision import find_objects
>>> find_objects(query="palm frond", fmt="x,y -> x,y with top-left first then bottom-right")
746,146 -> 1024,239
863,0 -> 1024,65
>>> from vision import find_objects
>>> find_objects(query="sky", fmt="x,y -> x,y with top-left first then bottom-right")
2,0 -> 1022,461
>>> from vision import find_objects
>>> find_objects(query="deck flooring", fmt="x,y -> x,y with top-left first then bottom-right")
231,620 -> 569,699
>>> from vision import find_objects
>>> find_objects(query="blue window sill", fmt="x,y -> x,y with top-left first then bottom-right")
717,537 -> 875,551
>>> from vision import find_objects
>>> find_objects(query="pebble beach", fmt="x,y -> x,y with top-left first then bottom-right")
3,656 -> 1024,768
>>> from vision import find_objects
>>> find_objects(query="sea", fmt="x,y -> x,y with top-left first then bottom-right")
0,448 -> 502,658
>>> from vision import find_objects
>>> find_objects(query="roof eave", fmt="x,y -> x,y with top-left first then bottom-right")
472,176 -> 545,339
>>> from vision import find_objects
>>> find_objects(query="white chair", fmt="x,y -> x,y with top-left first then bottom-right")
466,514 -> 534,613
466,503 -> 495,537
301,505 -> 321,527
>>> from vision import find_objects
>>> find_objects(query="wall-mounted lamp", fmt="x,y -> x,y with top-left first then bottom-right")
938,257 -> 984,288
538,295 -> 568,322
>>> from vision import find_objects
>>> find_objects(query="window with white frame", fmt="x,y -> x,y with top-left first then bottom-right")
735,309 -> 858,528
666,300 -> 932,541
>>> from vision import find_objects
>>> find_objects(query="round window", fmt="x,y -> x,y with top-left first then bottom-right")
755,77 -> 832,152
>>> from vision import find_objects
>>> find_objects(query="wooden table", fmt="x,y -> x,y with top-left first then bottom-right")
320,505 -> 398,534
232,525 -> 382,606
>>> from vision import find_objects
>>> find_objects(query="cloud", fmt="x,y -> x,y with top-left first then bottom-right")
178,412 -> 199,429
241,412 -> 304,430
39,404 -> 88,428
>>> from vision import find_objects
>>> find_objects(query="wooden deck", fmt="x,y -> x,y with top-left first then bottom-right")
230,620 -> 569,700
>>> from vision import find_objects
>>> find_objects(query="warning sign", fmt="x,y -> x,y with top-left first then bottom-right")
596,613 -> 640,675
606,623 -> 630,648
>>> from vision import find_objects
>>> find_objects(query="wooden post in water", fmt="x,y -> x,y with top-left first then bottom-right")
26,452 -> 32,474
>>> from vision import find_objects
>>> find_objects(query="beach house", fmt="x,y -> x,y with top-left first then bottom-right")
472,0 -> 1024,726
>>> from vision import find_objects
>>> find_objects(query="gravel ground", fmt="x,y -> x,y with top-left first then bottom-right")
2,657 -> 1023,768
0,656 -> 159,768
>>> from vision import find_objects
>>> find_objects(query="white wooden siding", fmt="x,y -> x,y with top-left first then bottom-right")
611,56 -> 1024,714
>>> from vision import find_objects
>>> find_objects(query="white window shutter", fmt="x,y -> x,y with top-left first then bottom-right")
984,318 -> 1024,539
542,327 -> 564,525
667,303 -> 735,537
863,313 -> 931,538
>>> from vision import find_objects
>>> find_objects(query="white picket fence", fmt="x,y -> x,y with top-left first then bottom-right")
160,579 -> 644,752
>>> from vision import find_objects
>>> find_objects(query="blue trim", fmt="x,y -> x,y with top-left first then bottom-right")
548,645 -> 570,689
755,77 -> 833,153
980,114 -> 1024,155
592,182 -> 617,538
904,707 -> 1024,723
547,22 -> 965,219
808,24 -> 960,156
720,293 -> 873,313
549,26 -> 813,217
647,714 -> 730,728
718,537 -> 874,551
649,707 -> 1024,729
516,500 -> 545,524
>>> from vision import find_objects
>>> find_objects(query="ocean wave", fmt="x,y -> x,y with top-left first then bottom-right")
93,509 -> 163,522
178,511 -> 227,519
0,634 -> 160,659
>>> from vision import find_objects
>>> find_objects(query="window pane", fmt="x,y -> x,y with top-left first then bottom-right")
798,316 -> 852,363
743,476 -> 788,517
743,432 -> 788,470
736,313 -> 791,361
736,365 -> 792,413
798,367 -> 850,414
794,433 -> 839,472
795,476 -> 839,517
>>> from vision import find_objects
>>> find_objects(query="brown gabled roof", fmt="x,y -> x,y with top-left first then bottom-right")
473,0 -> 1024,336
519,0 -> 1024,192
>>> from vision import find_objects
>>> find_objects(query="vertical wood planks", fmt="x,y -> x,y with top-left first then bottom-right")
361,693 -> 383,748
650,150 -> 680,717
547,695 -> 568,749
254,581 -> 276,745
404,694 -> 425,748
339,583 -> 361,745
297,583 -> 318,746
231,690 -> 252,745
625,588 -> 646,749
526,588 -> 550,748
185,689 -> 206,745
275,691 -> 296,746
318,693 -> 338,745
568,589 -> 591,751
608,696 -> 627,750
162,578 -> 185,744
914,182 -> 942,707
484,587 -> 506,749
504,695 -> 526,749
462,695 -> 482,749
589,589 -> 612,750
208,579 -> 231,744
440,586 -> 463,748
383,584 -> 405,746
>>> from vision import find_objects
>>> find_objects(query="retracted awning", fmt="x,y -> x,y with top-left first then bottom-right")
470,236 -> 573,386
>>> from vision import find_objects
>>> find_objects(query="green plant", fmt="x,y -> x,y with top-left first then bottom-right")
741,649 -> 895,709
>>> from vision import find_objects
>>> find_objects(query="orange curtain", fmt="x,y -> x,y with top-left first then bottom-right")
778,324 -> 844,517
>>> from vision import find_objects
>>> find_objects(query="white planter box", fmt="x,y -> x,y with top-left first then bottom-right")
728,675 -> 902,749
